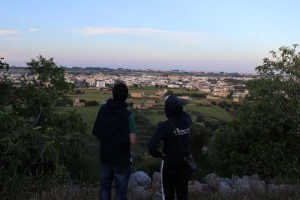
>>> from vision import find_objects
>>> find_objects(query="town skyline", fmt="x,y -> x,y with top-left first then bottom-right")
4,65 -> 250,104
8,65 -> 255,75
1,1 -> 300,73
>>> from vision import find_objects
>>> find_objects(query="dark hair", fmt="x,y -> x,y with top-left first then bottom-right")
113,82 -> 128,102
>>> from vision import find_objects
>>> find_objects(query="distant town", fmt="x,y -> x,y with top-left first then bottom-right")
2,66 -> 255,103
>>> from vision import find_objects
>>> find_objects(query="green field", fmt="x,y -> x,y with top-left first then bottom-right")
69,88 -> 111,102
185,104 -> 234,121
133,106 -> 233,125
134,109 -> 167,125
69,87 -> 207,103
129,86 -> 160,95
58,87 -> 234,185
65,88 -> 233,133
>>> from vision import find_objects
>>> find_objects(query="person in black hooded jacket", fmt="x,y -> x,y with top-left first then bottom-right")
93,82 -> 137,200
148,95 -> 192,200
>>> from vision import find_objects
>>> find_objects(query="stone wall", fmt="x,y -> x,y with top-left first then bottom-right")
128,171 -> 300,200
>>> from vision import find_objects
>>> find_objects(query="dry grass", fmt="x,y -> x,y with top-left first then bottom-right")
31,185 -> 300,200
30,185 -> 98,200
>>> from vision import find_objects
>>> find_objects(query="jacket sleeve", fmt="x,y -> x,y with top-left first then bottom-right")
148,123 -> 164,158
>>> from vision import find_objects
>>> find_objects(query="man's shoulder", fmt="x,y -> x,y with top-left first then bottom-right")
99,103 -> 107,109
157,119 -> 170,129
128,112 -> 134,117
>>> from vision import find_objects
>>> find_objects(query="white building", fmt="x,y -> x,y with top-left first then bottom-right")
96,80 -> 106,88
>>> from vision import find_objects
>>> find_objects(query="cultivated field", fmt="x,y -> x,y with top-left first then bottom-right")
66,87 -> 234,134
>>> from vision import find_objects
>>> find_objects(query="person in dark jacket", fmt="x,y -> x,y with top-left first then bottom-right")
148,95 -> 192,200
92,82 -> 137,200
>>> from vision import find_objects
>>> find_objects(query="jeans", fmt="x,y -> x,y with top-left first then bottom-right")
100,162 -> 131,200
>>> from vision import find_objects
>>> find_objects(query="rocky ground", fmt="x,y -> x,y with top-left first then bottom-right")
32,171 -> 300,200
128,171 -> 300,200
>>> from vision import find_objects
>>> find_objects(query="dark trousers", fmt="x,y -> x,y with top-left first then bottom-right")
162,160 -> 189,200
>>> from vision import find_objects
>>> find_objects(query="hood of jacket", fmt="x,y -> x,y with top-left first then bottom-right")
165,95 -> 183,118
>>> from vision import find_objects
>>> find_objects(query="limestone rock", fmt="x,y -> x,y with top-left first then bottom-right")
203,173 -> 220,191
152,172 -> 162,192
249,179 -> 266,196
129,186 -> 152,200
129,171 -> 151,189
233,176 -> 251,195
188,181 -> 204,193
218,180 -> 233,198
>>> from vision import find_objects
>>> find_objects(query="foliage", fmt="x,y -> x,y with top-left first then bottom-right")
179,98 -> 189,105
185,105 -> 233,122
174,92 -> 207,98
84,100 -> 99,106
0,57 -> 9,71
0,56 -> 89,199
165,90 -> 174,96
196,114 -> 205,123
224,78 -> 245,85
190,123 -> 213,177
130,111 -> 161,174
190,116 -> 227,179
209,45 -> 300,181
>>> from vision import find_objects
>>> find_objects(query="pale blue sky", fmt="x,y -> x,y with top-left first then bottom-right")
1,0 -> 299,72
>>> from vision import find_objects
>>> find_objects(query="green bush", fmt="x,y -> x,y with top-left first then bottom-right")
196,114 -> 205,123
85,100 -> 99,106
208,45 -> 300,182
0,56 -> 93,199
190,122 -> 216,179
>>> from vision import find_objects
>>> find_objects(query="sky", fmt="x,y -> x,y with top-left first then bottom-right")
1,0 -> 300,73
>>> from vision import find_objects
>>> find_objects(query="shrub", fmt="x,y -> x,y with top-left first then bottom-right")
0,56 -> 91,199
208,45 -> 300,182
85,100 -> 99,106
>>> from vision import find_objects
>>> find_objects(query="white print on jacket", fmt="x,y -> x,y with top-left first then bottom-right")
174,128 -> 190,136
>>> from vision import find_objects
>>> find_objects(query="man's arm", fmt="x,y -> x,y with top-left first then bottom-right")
129,133 -> 137,145
128,113 -> 137,145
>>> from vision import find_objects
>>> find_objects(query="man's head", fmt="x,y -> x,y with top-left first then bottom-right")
165,95 -> 183,118
113,82 -> 128,102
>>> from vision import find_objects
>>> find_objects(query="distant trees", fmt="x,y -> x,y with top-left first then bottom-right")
224,78 -> 245,85
0,57 -> 9,71
174,92 -> 206,98
209,45 -> 300,181
0,58 -> 11,108
165,90 -> 174,96
165,90 -> 207,99
0,55 -> 89,199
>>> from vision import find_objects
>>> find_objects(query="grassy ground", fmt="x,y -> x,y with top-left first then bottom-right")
129,86 -> 160,95
135,109 -> 167,125
65,105 -> 233,134
66,87 -> 233,132
32,184 -> 300,200
69,88 -> 111,102
185,104 -> 234,122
